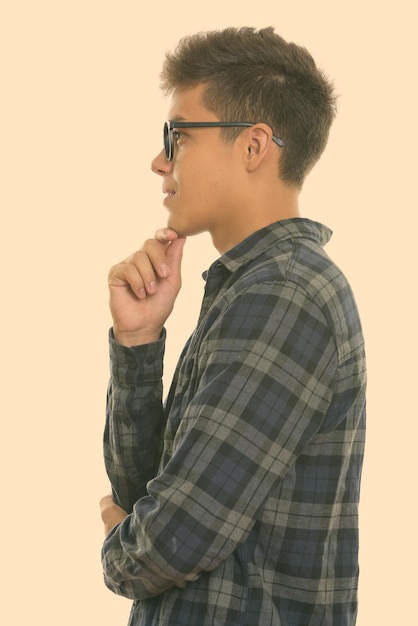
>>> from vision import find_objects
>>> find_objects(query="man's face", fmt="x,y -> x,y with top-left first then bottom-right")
151,84 -> 243,246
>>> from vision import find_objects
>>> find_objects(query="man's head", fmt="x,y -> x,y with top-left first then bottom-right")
160,26 -> 337,189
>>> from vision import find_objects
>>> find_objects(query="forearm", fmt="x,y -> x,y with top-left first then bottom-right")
104,329 -> 167,512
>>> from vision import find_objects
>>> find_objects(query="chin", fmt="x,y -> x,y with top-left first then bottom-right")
167,218 -> 206,239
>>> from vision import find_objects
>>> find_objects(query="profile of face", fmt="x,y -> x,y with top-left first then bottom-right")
151,84 -> 251,240
151,82 -> 290,254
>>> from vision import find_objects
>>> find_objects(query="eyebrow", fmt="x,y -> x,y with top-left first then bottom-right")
170,115 -> 187,122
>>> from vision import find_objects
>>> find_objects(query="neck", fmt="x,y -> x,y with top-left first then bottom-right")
211,183 -> 300,254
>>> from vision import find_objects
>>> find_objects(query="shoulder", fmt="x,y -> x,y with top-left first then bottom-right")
219,241 -> 364,364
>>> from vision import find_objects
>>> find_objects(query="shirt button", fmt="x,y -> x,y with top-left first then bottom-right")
146,356 -> 155,365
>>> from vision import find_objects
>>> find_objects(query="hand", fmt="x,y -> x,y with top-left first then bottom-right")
108,228 -> 186,346
99,494 -> 128,536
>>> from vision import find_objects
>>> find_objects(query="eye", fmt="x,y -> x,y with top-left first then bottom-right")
173,130 -> 184,143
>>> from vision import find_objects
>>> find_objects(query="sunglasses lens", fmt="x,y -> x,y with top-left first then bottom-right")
163,122 -> 171,160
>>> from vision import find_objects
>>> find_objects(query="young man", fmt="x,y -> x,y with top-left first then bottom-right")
100,27 -> 366,626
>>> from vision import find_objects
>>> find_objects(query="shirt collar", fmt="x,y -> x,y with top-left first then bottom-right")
208,218 -> 332,276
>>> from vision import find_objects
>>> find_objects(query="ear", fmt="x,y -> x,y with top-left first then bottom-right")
244,124 -> 273,172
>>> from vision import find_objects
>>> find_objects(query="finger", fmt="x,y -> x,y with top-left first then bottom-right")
141,238 -> 175,279
130,248 -> 162,293
165,236 -> 186,271
154,227 -> 179,243
148,233 -> 186,276
108,257 -> 153,299
109,233 -> 185,298
150,238 -> 186,293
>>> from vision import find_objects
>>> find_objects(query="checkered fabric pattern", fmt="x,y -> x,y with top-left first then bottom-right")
102,218 -> 366,626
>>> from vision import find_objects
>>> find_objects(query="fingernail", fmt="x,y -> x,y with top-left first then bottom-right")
156,228 -> 171,240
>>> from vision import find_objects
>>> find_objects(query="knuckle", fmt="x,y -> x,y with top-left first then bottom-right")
132,249 -> 145,262
108,262 -> 122,281
142,238 -> 156,252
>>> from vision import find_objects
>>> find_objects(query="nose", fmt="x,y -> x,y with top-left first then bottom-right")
151,149 -> 172,176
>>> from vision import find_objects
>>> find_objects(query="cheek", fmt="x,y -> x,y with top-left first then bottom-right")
174,160 -> 210,195
173,146 -> 233,201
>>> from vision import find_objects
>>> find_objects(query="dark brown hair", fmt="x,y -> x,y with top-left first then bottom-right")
160,26 -> 337,188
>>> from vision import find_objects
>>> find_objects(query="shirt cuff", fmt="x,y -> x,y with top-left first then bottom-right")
109,328 -> 166,386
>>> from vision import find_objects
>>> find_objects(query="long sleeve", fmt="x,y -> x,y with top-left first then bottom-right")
103,329 -> 167,512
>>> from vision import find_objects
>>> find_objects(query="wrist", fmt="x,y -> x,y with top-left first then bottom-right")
113,326 -> 162,347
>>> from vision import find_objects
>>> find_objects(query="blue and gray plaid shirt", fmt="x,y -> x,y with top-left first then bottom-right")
102,218 -> 366,625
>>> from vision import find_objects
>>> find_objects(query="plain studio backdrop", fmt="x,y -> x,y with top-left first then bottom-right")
1,2 -> 416,624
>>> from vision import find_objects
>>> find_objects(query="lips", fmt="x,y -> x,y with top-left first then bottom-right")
162,186 -> 176,197
162,187 -> 176,208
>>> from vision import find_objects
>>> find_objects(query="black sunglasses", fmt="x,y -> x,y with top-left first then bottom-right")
163,120 -> 285,161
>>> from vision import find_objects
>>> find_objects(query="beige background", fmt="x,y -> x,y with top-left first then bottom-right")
1,1 -> 416,624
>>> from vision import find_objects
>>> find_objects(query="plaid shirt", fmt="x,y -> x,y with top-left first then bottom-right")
102,218 -> 366,626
